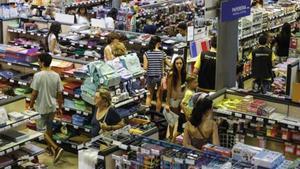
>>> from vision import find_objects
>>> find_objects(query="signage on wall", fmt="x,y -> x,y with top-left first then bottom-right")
221,0 -> 251,22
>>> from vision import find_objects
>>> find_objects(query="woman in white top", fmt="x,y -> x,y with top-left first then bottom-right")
104,32 -> 120,61
47,22 -> 72,55
76,7 -> 90,25
105,8 -> 118,29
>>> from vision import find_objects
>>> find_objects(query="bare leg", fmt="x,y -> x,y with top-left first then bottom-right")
146,87 -> 154,108
156,85 -> 163,112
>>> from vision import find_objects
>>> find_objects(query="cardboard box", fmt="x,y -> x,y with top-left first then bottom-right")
292,83 -> 300,103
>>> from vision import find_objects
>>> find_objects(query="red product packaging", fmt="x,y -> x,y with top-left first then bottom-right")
296,145 -> 300,156
285,143 -> 295,154
292,132 -> 300,142
202,144 -> 232,158
282,130 -> 292,141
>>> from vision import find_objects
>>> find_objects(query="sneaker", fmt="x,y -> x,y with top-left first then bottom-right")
53,148 -> 64,164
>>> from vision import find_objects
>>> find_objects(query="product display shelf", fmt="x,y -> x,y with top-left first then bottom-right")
0,113 -> 41,133
65,0 -> 106,9
0,58 -> 39,70
52,118 -> 92,133
7,28 -> 47,38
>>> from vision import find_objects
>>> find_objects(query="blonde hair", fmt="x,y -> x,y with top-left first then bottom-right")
186,74 -> 197,85
112,42 -> 127,57
97,88 -> 112,106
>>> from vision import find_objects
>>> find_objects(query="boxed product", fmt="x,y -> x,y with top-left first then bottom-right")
232,143 -> 263,162
251,150 -> 285,168
202,144 -> 232,158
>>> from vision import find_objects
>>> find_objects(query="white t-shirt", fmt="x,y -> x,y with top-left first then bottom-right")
105,17 -> 115,29
48,33 -> 61,54
76,15 -> 90,25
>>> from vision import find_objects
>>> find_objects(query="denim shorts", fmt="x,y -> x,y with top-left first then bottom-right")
146,76 -> 161,89
36,113 -> 55,132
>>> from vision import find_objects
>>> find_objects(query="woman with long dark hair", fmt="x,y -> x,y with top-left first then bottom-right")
144,36 -> 170,112
275,23 -> 291,61
183,96 -> 219,150
46,22 -> 72,55
76,7 -> 90,24
165,56 -> 186,141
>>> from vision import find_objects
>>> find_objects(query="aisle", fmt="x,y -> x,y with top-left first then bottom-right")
35,142 -> 78,169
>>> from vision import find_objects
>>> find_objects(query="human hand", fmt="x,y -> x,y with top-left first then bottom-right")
165,104 -> 170,112
56,108 -> 63,117
100,123 -> 109,130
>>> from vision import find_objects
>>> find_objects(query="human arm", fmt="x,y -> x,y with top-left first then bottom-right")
143,54 -> 148,70
212,121 -> 220,145
56,77 -> 64,116
183,124 -> 198,150
49,39 -> 61,54
104,46 -> 114,61
165,74 -> 172,112
29,90 -> 38,110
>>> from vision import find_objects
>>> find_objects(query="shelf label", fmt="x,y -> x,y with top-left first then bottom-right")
71,144 -> 77,149
235,113 -> 242,118
130,145 -> 139,151
185,159 -> 195,165
64,75 -> 70,78
9,79 -> 14,83
73,125 -> 79,129
62,122 -> 67,126
98,155 -> 104,160
174,158 -> 184,164
100,37 -> 105,40
257,118 -> 264,122
0,151 -> 4,156
63,91 -> 68,95
30,32 -> 34,35
118,144 -> 128,150
56,140 -> 62,144
6,148 -> 12,153
83,112 -> 89,116
163,46 -> 168,50
246,133 -> 254,138
151,149 -> 160,156
142,43 -> 146,46
246,115 -> 253,120
129,41 -> 134,44
85,128 -> 90,132
217,109 -> 232,116
37,33 -> 41,36
80,44 -> 84,47
75,94 -> 80,98
288,125 -> 295,129
13,145 -> 20,151
268,120 -> 275,124
4,166 -> 11,169
76,111 -> 82,114
33,67 -> 38,71
141,148 -> 150,155
7,62 -> 12,66
77,144 -> 84,149
65,108 -> 70,111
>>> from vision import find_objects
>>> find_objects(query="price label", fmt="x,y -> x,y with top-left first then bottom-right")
0,151 -> 4,156
141,148 -> 150,155
74,94 -> 80,98
288,125 -> 295,129
247,133 -> 254,138
4,166 -> 11,169
257,118 -> 264,122
73,125 -> 79,129
33,67 -> 38,71
9,79 -> 15,83
100,37 -> 105,40
76,111 -> 82,114
71,43 -> 75,46
119,144 -> 128,150
98,155 -> 104,160
174,158 -> 184,164
37,33 -> 41,36
71,145 -> 77,149
142,43 -> 146,46
162,46 -> 168,50
88,46 -> 92,49
129,41 -> 134,44
18,81 -> 22,85
22,82 -> 27,86
130,145 -> 139,151
217,109 -> 232,116
6,148 -> 12,153
134,97 -> 139,101
246,115 -> 253,120
83,112 -> 89,116
185,159 -> 195,165
268,120 -> 275,124
65,107 -> 70,111
112,140 -> 122,146
235,113 -> 242,118
64,75 -> 70,78
80,44 -> 84,47
151,149 -> 160,156
77,144 -> 84,149
62,122 -> 67,125
63,91 -> 68,95
30,32 -> 34,35
7,62 -> 12,66
56,140 -> 62,144
85,128 -> 90,132
97,47 -> 101,50
174,48 -> 179,52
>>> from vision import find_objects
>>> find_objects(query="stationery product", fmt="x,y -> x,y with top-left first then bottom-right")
0,107 -> 8,127
8,112 -> 25,121
0,129 -> 28,142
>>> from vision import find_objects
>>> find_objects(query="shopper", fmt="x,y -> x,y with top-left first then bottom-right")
29,53 -> 64,164
164,57 -> 186,141
183,97 -> 219,150
144,36 -> 170,112
176,22 -> 187,41
91,88 -> 124,137
104,32 -> 120,61
112,42 -> 127,57
292,17 -> 300,35
46,22 -> 72,55
274,23 -> 291,62
75,7 -> 90,24
181,75 -> 198,121
193,36 -> 217,91
143,16 -> 157,34
105,8 -> 118,29
248,34 -> 276,93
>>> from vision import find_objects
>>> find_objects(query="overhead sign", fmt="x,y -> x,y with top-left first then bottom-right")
221,0 -> 251,22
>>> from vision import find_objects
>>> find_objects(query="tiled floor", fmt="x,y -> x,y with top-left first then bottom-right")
35,143 -> 78,169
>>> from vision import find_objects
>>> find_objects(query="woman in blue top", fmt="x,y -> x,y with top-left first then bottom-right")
91,88 -> 124,137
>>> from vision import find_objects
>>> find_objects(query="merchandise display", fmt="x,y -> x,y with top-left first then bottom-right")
0,0 -> 299,168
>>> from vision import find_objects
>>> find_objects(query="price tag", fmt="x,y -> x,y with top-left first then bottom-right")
73,125 -> 79,129
0,151 -> 4,156
6,148 -> 12,153
151,149 -> 160,156
75,77 -> 81,80
142,43 -> 146,46
74,94 -> 80,98
65,108 -> 70,111
88,46 -> 92,49
246,115 -> 253,120
80,44 -> 84,47
100,37 -> 105,40
4,166 -> 11,169
56,140 -> 62,144
268,120 -> 275,124
162,46 -> 168,50
30,32 -> 34,35
129,41 -> 134,44
63,38 -> 67,41
174,158 -> 184,164
18,81 -> 22,85
141,148 -> 150,155
62,122 -> 67,125
235,113 -> 242,118
247,133 -> 254,138
130,145 -> 139,151
7,62 -> 12,66
132,78 -> 137,82
185,159 -> 195,165
76,111 -> 82,114
174,48 -> 179,52
64,75 -> 70,78
33,67 -> 38,71
22,82 -> 27,86
9,79 -> 14,83
83,112 -> 89,116
98,155 -> 104,160
71,43 -> 75,46
217,109 -> 232,116
288,125 -> 295,129
134,97 -> 139,101
37,33 -> 41,36
71,144 -> 77,149
77,144 -> 84,149
257,118 -> 264,122
119,144 -> 128,150
63,91 -> 68,95
85,128 -> 90,132
97,47 -> 101,50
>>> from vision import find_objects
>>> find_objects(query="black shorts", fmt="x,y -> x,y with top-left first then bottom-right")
177,113 -> 187,133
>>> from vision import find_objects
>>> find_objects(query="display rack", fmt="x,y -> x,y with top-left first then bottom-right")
0,96 -> 44,169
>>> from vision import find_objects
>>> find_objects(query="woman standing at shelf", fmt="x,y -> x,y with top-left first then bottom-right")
164,56 -> 186,142
183,95 -> 220,150
104,32 -> 121,61
105,8 -> 118,29
274,23 -> 291,62
143,36 -> 170,113
91,88 -> 125,137
75,7 -> 90,25
46,22 -> 73,56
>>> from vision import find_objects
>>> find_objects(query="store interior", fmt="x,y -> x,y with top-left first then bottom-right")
0,0 -> 300,168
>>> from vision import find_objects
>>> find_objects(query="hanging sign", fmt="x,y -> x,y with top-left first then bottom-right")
221,0 -> 251,22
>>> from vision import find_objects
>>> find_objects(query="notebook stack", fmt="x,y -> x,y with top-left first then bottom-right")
0,129 -> 28,142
